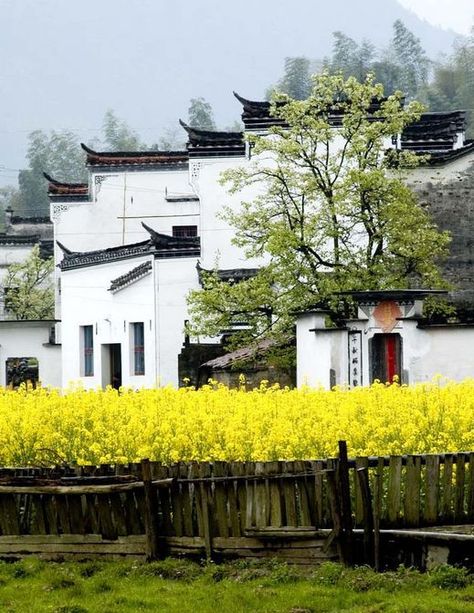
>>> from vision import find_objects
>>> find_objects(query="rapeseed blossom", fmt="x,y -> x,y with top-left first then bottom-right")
0,378 -> 472,466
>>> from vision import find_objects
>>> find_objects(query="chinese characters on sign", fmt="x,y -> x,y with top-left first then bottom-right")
348,330 -> 363,387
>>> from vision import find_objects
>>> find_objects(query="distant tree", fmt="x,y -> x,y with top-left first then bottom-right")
277,57 -> 312,100
17,130 -> 87,217
326,33 -> 376,82
102,109 -> 144,151
390,20 -> 430,99
153,125 -> 186,150
188,98 -> 216,130
3,245 -> 54,319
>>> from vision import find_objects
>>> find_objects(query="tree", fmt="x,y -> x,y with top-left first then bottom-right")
327,32 -> 376,83
17,130 -> 87,217
3,245 -> 54,319
277,57 -> 312,100
188,97 -> 216,130
390,20 -> 430,99
102,109 -> 144,151
187,74 -> 450,347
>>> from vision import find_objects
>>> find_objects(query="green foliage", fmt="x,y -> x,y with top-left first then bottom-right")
428,564 -> 471,590
188,97 -> 216,130
188,74 -> 450,346
3,244 -> 54,319
390,19 -> 431,99
17,130 -> 87,217
102,109 -> 144,151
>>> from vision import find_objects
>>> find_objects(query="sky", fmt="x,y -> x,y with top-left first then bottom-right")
0,0 -> 471,190
398,0 -> 473,34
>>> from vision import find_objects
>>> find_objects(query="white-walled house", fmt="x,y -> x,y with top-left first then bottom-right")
296,290 -> 474,389
42,94 -> 474,390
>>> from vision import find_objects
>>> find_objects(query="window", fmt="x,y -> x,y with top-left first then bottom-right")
81,325 -> 94,376
172,225 -> 197,239
132,322 -> 145,375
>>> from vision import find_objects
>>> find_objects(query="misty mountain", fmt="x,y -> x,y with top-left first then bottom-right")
0,0 -> 461,184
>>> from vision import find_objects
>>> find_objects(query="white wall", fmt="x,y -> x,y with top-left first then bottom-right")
60,256 -> 156,389
0,321 -> 61,387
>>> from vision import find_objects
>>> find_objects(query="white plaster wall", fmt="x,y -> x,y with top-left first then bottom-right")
60,256 -> 156,389
296,312 -> 332,388
154,256 -> 200,386
195,156 -> 266,270
53,168 -> 197,255
0,322 -> 61,387
0,244 -> 35,270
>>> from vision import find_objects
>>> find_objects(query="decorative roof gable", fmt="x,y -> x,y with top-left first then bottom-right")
43,173 -> 89,201
81,143 -> 188,169
108,260 -> 152,293
179,120 -> 245,158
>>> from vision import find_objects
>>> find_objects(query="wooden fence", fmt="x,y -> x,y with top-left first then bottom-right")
0,444 -> 474,565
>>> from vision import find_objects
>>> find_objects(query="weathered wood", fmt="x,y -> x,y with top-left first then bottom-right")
268,461 -> 282,528
198,462 -> 213,559
141,459 -> 160,560
245,462 -> 256,528
326,468 -> 343,563
442,455 -> 454,523
189,463 -> 203,537
55,495 -> 72,535
357,466 -> 374,566
179,463 -> 194,537
338,441 -> 353,565
424,455 -> 439,525
233,462 -> 247,534
254,462 -> 269,529
0,495 -> 20,535
227,463 -> 241,537
454,454 -> 466,522
67,494 -> 86,535
153,464 -> 173,536
373,467 -> 382,572
295,460 -> 312,527
0,480 -> 172,495
169,465 -> 183,538
467,453 -> 474,522
404,456 -> 421,527
213,461 -> 229,536
387,456 -> 402,526
354,457 -> 369,527
281,461 -> 297,527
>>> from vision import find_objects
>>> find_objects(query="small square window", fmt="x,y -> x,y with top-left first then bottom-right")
81,325 -> 94,376
172,225 -> 197,239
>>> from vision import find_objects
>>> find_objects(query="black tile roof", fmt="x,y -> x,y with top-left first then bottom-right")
81,143 -> 189,169
179,120 -> 245,158
43,173 -> 89,201
196,262 -> 259,286
59,223 -> 200,270
108,260 -> 152,292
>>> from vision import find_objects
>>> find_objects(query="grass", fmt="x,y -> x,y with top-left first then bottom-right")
0,558 -> 473,612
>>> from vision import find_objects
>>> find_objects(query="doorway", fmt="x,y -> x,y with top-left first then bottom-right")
370,333 -> 402,384
102,344 -> 122,389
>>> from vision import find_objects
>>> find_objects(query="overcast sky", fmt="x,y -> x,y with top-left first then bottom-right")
0,0 -> 471,190
398,0 -> 473,34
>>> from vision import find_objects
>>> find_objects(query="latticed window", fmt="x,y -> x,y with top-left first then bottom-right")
82,325 -> 94,376
132,322 -> 145,375
172,225 -> 197,238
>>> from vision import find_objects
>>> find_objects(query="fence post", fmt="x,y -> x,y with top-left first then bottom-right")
357,466 -> 374,567
338,441 -> 354,565
141,458 -> 160,561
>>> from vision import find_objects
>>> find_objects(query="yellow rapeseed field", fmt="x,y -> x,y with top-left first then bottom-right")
0,378 -> 473,466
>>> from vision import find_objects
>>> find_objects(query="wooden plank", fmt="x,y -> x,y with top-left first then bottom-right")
198,462 -> 213,560
233,462 -> 247,534
189,463 -> 203,537
179,463 -> 194,537
227,463 -> 241,537
30,496 -> 47,535
169,465 -> 184,538
354,457 -> 369,527
141,459 -> 160,560
442,454 -> 454,523
325,468 -> 343,563
268,461 -> 282,528
281,462 -> 297,527
386,456 -> 402,526
312,460 -> 324,528
154,465 -> 173,536
83,494 -> 99,535
454,454 -> 466,522
295,460 -> 312,527
337,441 -> 354,565
213,462 -> 229,537
0,495 -> 20,535
467,453 -> 474,522
424,455 -> 439,525
356,467 -> 374,567
66,494 -> 85,535
0,481 -> 171,495
245,462 -> 256,529
373,465 -> 382,572
96,495 -> 117,541
254,462 -> 269,529
43,495 -> 59,535
54,495 -> 72,535
109,493 -> 128,537
404,456 -> 421,527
